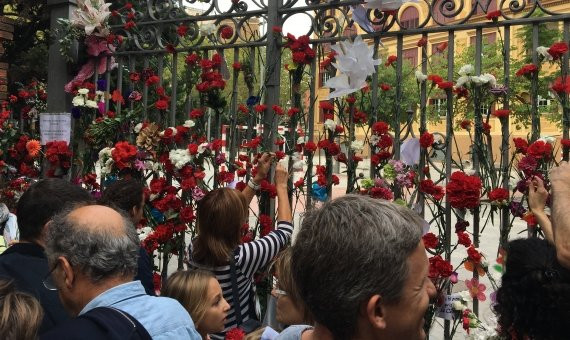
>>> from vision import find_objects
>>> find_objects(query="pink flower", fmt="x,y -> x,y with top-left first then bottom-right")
465,278 -> 486,301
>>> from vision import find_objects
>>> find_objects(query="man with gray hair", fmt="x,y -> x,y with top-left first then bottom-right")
286,195 -> 436,340
40,204 -> 201,339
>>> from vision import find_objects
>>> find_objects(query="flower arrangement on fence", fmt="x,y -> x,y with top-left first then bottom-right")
2,1 -> 570,339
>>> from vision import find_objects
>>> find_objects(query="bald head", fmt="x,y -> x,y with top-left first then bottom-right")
45,203 -> 139,283
67,205 -> 125,236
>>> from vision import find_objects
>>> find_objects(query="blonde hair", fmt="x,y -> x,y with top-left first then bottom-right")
0,279 -> 43,340
244,327 -> 265,340
193,188 -> 248,266
161,270 -> 215,328
274,248 -> 314,324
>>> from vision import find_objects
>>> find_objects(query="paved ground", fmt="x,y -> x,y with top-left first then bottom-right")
167,156 -> 528,339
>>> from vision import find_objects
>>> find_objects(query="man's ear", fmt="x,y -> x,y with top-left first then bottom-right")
59,256 -> 75,289
364,294 -> 387,330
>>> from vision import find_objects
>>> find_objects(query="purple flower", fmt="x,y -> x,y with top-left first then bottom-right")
509,201 -> 526,218
192,187 -> 205,201
71,107 -> 81,119
97,79 -> 107,91
98,101 -> 106,115
215,152 -> 226,165
516,179 -> 529,193
490,85 -> 508,96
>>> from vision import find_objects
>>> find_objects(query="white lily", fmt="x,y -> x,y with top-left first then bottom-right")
325,36 -> 381,99
364,0 -> 411,10
536,46 -> 553,61
71,0 -> 112,36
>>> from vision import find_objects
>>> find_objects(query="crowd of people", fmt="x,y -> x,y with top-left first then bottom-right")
0,155 -> 569,340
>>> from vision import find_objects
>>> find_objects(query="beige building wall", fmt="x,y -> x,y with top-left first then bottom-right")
312,0 -> 566,160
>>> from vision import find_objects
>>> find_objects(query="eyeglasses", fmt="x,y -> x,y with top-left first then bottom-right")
42,263 -> 59,291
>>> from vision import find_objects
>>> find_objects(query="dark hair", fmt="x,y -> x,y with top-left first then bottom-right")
292,195 -> 423,340
193,188 -> 248,266
16,179 -> 93,241
99,179 -> 144,213
494,237 -> 570,339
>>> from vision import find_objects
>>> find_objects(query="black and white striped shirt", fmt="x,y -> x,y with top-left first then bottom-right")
188,221 -> 293,339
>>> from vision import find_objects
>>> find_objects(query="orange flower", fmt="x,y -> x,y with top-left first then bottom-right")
26,139 -> 41,158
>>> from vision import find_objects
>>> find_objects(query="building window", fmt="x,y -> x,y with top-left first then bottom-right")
400,6 -> 419,29
474,0 -> 497,14
342,24 -> 358,37
430,98 -> 447,116
402,47 -> 418,67
319,66 -> 333,87
470,33 -> 497,46
538,95 -> 553,111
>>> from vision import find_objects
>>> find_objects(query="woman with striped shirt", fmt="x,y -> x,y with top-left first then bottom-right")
189,157 -> 293,339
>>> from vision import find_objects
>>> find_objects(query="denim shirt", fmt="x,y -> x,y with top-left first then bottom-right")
80,281 -> 201,340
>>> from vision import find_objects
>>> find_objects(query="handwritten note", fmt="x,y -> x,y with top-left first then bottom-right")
437,293 -> 462,320
40,113 -> 71,145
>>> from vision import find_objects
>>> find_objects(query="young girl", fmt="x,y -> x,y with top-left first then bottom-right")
162,270 -> 230,340
189,159 -> 293,339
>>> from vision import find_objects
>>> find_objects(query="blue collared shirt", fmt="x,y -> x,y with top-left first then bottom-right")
80,281 -> 201,340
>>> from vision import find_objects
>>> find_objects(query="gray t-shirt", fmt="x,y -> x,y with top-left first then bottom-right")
275,325 -> 313,340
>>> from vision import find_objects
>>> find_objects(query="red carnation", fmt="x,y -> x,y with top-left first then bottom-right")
437,81 -> 454,90
417,37 -> 428,47
460,119 -> 472,130
548,41 -> 569,61
457,231 -> 472,247
467,246 -> 482,264
380,83 -> 391,91
220,25 -> 233,39
225,327 -> 246,340
446,171 -> 482,210
488,188 -> 509,204
422,232 -> 439,249
513,137 -> 528,154
516,64 -> 538,77
493,109 -> 510,118
561,139 -> 570,148
486,10 -> 501,21
419,179 -> 445,201
385,55 -> 397,67
420,131 -> 434,148
550,76 -> 570,94
427,74 -> 443,85
527,140 -> 552,160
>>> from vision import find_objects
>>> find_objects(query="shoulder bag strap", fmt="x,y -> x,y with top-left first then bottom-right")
229,252 -> 243,326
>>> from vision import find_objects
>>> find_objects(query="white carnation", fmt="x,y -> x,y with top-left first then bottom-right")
183,120 -> 196,128
78,88 -> 89,95
324,119 -> 337,132
415,70 -> 428,82
350,140 -> 364,152
458,64 -> 474,76
169,149 -> 192,169
72,95 -> 85,107
134,123 -> 143,133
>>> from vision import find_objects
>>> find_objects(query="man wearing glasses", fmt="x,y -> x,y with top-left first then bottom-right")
40,204 -> 200,340
0,179 -> 93,334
